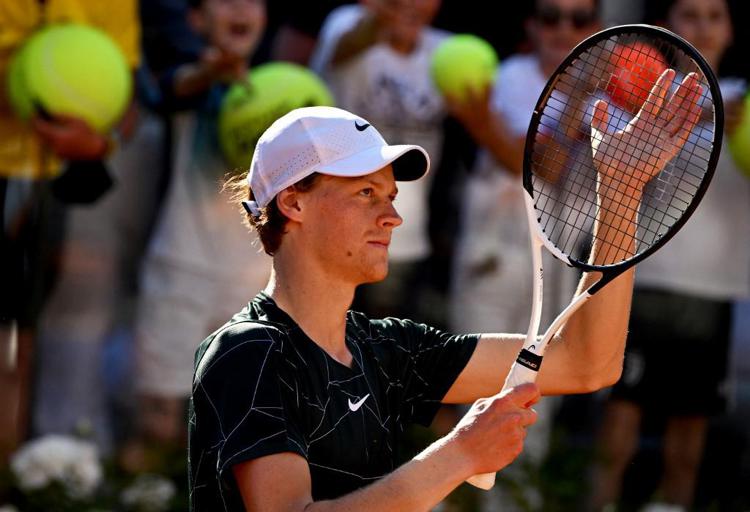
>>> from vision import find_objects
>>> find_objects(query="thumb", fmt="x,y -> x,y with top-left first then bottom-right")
504,382 -> 541,407
591,99 -> 609,134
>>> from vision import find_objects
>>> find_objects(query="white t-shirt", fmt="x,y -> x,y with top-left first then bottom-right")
613,77 -> 750,300
145,110 -> 271,290
311,5 -> 448,262
452,53 -> 577,333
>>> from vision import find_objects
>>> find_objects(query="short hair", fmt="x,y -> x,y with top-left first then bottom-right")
224,171 -> 321,256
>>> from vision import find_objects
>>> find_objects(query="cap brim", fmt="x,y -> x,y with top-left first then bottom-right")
316,144 -> 430,181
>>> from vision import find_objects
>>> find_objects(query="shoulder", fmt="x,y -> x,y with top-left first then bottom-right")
354,313 -> 435,349
422,26 -> 452,51
320,4 -> 364,38
193,319 -> 287,385
501,53 -> 541,80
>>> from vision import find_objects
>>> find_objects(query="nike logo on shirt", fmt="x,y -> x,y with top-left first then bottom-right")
348,394 -> 370,412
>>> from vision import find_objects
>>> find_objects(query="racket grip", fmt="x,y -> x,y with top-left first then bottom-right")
466,361 -> 541,490
467,472 -> 496,490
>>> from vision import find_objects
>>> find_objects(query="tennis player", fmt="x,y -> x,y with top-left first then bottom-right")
189,84 -> 700,510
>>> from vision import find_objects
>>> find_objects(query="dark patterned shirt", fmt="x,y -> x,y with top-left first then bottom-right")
188,292 -> 479,510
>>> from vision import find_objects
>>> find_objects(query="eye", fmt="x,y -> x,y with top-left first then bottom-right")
359,187 -> 374,197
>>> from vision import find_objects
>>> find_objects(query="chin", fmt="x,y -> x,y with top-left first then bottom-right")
361,264 -> 389,284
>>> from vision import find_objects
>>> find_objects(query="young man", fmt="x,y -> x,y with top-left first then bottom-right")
190,77 -> 702,510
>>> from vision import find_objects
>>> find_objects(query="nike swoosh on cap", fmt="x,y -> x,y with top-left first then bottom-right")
348,394 -> 370,412
354,121 -> 371,131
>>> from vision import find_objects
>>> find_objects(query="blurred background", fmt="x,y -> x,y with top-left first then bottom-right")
1,0 -> 749,510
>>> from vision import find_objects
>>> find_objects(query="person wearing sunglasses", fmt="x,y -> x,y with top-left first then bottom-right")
531,0 -> 600,77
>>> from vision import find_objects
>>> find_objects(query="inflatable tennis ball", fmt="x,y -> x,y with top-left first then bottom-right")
605,41 -> 667,114
219,62 -> 334,169
728,94 -> 750,175
430,34 -> 499,102
7,23 -> 132,133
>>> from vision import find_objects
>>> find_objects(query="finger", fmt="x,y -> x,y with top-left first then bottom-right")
590,99 -> 610,133
504,382 -> 541,406
519,407 -> 538,427
639,68 -> 675,121
31,117 -> 61,140
663,72 -> 701,130
47,113 -> 87,126
525,393 -> 541,408
670,89 -> 702,149
665,80 -> 703,137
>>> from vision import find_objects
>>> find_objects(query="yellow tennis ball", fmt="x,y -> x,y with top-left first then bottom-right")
219,62 -> 334,169
8,23 -> 132,133
431,34 -> 499,102
729,94 -> 750,175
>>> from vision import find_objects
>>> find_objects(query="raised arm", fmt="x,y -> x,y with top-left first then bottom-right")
444,69 -> 704,402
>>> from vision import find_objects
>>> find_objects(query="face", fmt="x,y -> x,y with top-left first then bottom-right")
528,0 -> 600,74
295,166 -> 402,285
667,0 -> 732,70
195,0 -> 266,58
368,0 -> 441,51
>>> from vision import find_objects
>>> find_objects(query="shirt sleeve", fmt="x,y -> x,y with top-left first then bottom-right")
372,318 -> 480,426
308,5 -> 364,75
191,322 -> 307,481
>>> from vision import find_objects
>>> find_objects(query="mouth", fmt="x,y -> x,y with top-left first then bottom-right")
368,240 -> 390,250
229,22 -> 252,37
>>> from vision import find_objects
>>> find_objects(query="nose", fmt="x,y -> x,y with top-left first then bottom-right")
378,201 -> 403,229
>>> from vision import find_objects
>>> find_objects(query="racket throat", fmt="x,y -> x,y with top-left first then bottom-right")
516,348 -> 543,371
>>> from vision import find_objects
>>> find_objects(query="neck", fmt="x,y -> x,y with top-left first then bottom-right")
265,248 -> 355,367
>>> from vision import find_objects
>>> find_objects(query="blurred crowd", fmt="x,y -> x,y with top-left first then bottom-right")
1,0 -> 749,510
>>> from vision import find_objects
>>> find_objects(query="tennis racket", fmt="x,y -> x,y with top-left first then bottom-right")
468,24 -> 722,490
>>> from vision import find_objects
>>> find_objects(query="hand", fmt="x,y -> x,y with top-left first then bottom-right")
451,383 -> 540,475
590,69 -> 703,194
32,114 -> 109,160
200,46 -> 247,83
444,84 -> 494,138
360,0 -> 424,50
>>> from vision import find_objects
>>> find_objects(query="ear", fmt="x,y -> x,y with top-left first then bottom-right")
275,187 -> 305,223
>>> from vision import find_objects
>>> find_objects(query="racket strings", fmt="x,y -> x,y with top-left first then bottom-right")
529,31 -> 715,267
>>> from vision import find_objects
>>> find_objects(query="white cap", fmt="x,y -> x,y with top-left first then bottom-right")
244,106 -> 430,215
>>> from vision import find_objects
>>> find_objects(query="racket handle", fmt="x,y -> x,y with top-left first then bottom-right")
466,361 -> 541,490
467,472 -> 496,489
503,357 -> 541,390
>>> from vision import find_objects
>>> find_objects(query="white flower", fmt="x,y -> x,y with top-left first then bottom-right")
9,435 -> 103,499
121,474 -> 176,512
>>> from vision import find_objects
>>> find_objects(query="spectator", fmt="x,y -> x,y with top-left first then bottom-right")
589,1 -> 750,510
446,0 -> 601,509
123,0 -> 272,466
310,0 -> 454,326
0,0 -> 140,463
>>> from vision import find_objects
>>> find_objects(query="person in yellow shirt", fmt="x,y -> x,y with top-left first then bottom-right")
0,0 -> 140,464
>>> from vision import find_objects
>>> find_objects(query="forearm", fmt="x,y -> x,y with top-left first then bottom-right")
329,13 -> 380,66
172,62 -> 215,98
455,107 -> 524,175
552,184 -> 640,391
306,436 -> 471,512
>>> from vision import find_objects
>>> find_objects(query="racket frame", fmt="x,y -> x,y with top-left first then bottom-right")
467,23 -> 723,491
